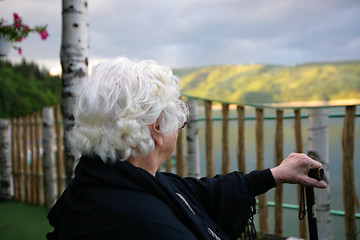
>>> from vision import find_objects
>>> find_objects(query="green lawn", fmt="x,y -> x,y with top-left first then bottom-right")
0,200 -> 53,240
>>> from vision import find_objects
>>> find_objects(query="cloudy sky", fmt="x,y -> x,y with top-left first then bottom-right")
1,0 -> 359,74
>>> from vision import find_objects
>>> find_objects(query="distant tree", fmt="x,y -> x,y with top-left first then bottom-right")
61,0 -> 89,183
0,60 -> 61,118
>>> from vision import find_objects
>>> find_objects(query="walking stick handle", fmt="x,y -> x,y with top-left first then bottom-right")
308,168 -> 324,181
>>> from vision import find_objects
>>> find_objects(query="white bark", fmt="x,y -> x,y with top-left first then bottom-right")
43,107 -> 58,207
308,108 -> 332,240
0,119 -> 11,200
61,0 -> 89,183
186,99 -> 200,178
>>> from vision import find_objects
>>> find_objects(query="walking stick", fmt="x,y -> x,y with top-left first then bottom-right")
299,168 -> 324,240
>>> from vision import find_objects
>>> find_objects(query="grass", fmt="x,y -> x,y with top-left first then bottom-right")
0,200 -> 53,240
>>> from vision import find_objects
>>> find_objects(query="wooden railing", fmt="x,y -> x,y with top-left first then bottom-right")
170,95 -> 359,240
1,104 -> 65,207
0,98 -> 358,239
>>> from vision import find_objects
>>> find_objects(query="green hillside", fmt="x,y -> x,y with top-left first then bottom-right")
1,60 -> 359,119
0,60 -> 61,118
174,61 -> 360,104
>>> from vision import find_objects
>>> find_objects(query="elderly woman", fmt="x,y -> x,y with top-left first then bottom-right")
47,57 -> 327,240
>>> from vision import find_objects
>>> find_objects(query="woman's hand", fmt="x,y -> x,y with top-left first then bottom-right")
270,153 -> 328,188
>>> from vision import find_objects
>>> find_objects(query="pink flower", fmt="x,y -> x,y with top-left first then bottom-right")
14,21 -> 23,28
13,13 -> 20,21
13,13 -> 23,28
39,30 -> 49,40
3,13 -> 49,53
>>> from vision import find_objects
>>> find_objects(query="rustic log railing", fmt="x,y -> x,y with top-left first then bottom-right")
0,98 -> 359,239
274,109 -> 284,237
3,105 -> 66,207
342,106 -> 357,240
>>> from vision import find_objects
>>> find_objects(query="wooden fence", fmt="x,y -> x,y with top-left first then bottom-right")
170,96 -> 358,240
0,99 -> 358,240
3,104 -> 65,207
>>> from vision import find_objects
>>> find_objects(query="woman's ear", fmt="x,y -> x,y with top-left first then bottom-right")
149,122 -> 163,146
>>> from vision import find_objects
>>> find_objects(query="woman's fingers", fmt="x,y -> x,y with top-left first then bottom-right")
271,152 -> 328,188
300,176 -> 328,188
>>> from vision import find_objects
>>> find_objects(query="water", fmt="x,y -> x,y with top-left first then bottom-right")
179,106 -> 360,239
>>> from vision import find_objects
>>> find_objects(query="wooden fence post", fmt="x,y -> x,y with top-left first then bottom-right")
294,109 -> 308,239
222,104 -> 230,174
30,114 -> 36,204
43,107 -> 58,207
256,108 -> 269,233
55,104 -> 65,195
176,95 -> 186,177
342,105 -> 357,240
205,100 -> 214,177
0,119 -> 11,200
11,118 -> 18,200
24,115 -> 31,202
176,129 -> 185,177
16,117 -> 24,202
166,158 -> 172,173
35,112 -> 44,206
308,108 -> 332,239
274,109 -> 284,236
237,105 -> 246,173
34,113 -> 39,204
187,98 -> 200,178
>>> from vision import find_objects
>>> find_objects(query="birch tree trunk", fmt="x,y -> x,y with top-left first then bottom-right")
43,107 -> 58,207
186,98 -> 200,178
61,0 -> 89,184
308,108 -> 332,240
0,119 -> 11,200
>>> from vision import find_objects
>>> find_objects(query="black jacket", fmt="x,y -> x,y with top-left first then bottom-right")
47,156 -> 276,240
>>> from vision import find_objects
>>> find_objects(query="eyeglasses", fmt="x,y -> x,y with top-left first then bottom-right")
178,121 -> 187,131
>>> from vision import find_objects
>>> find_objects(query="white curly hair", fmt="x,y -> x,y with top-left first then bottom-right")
70,57 -> 189,164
